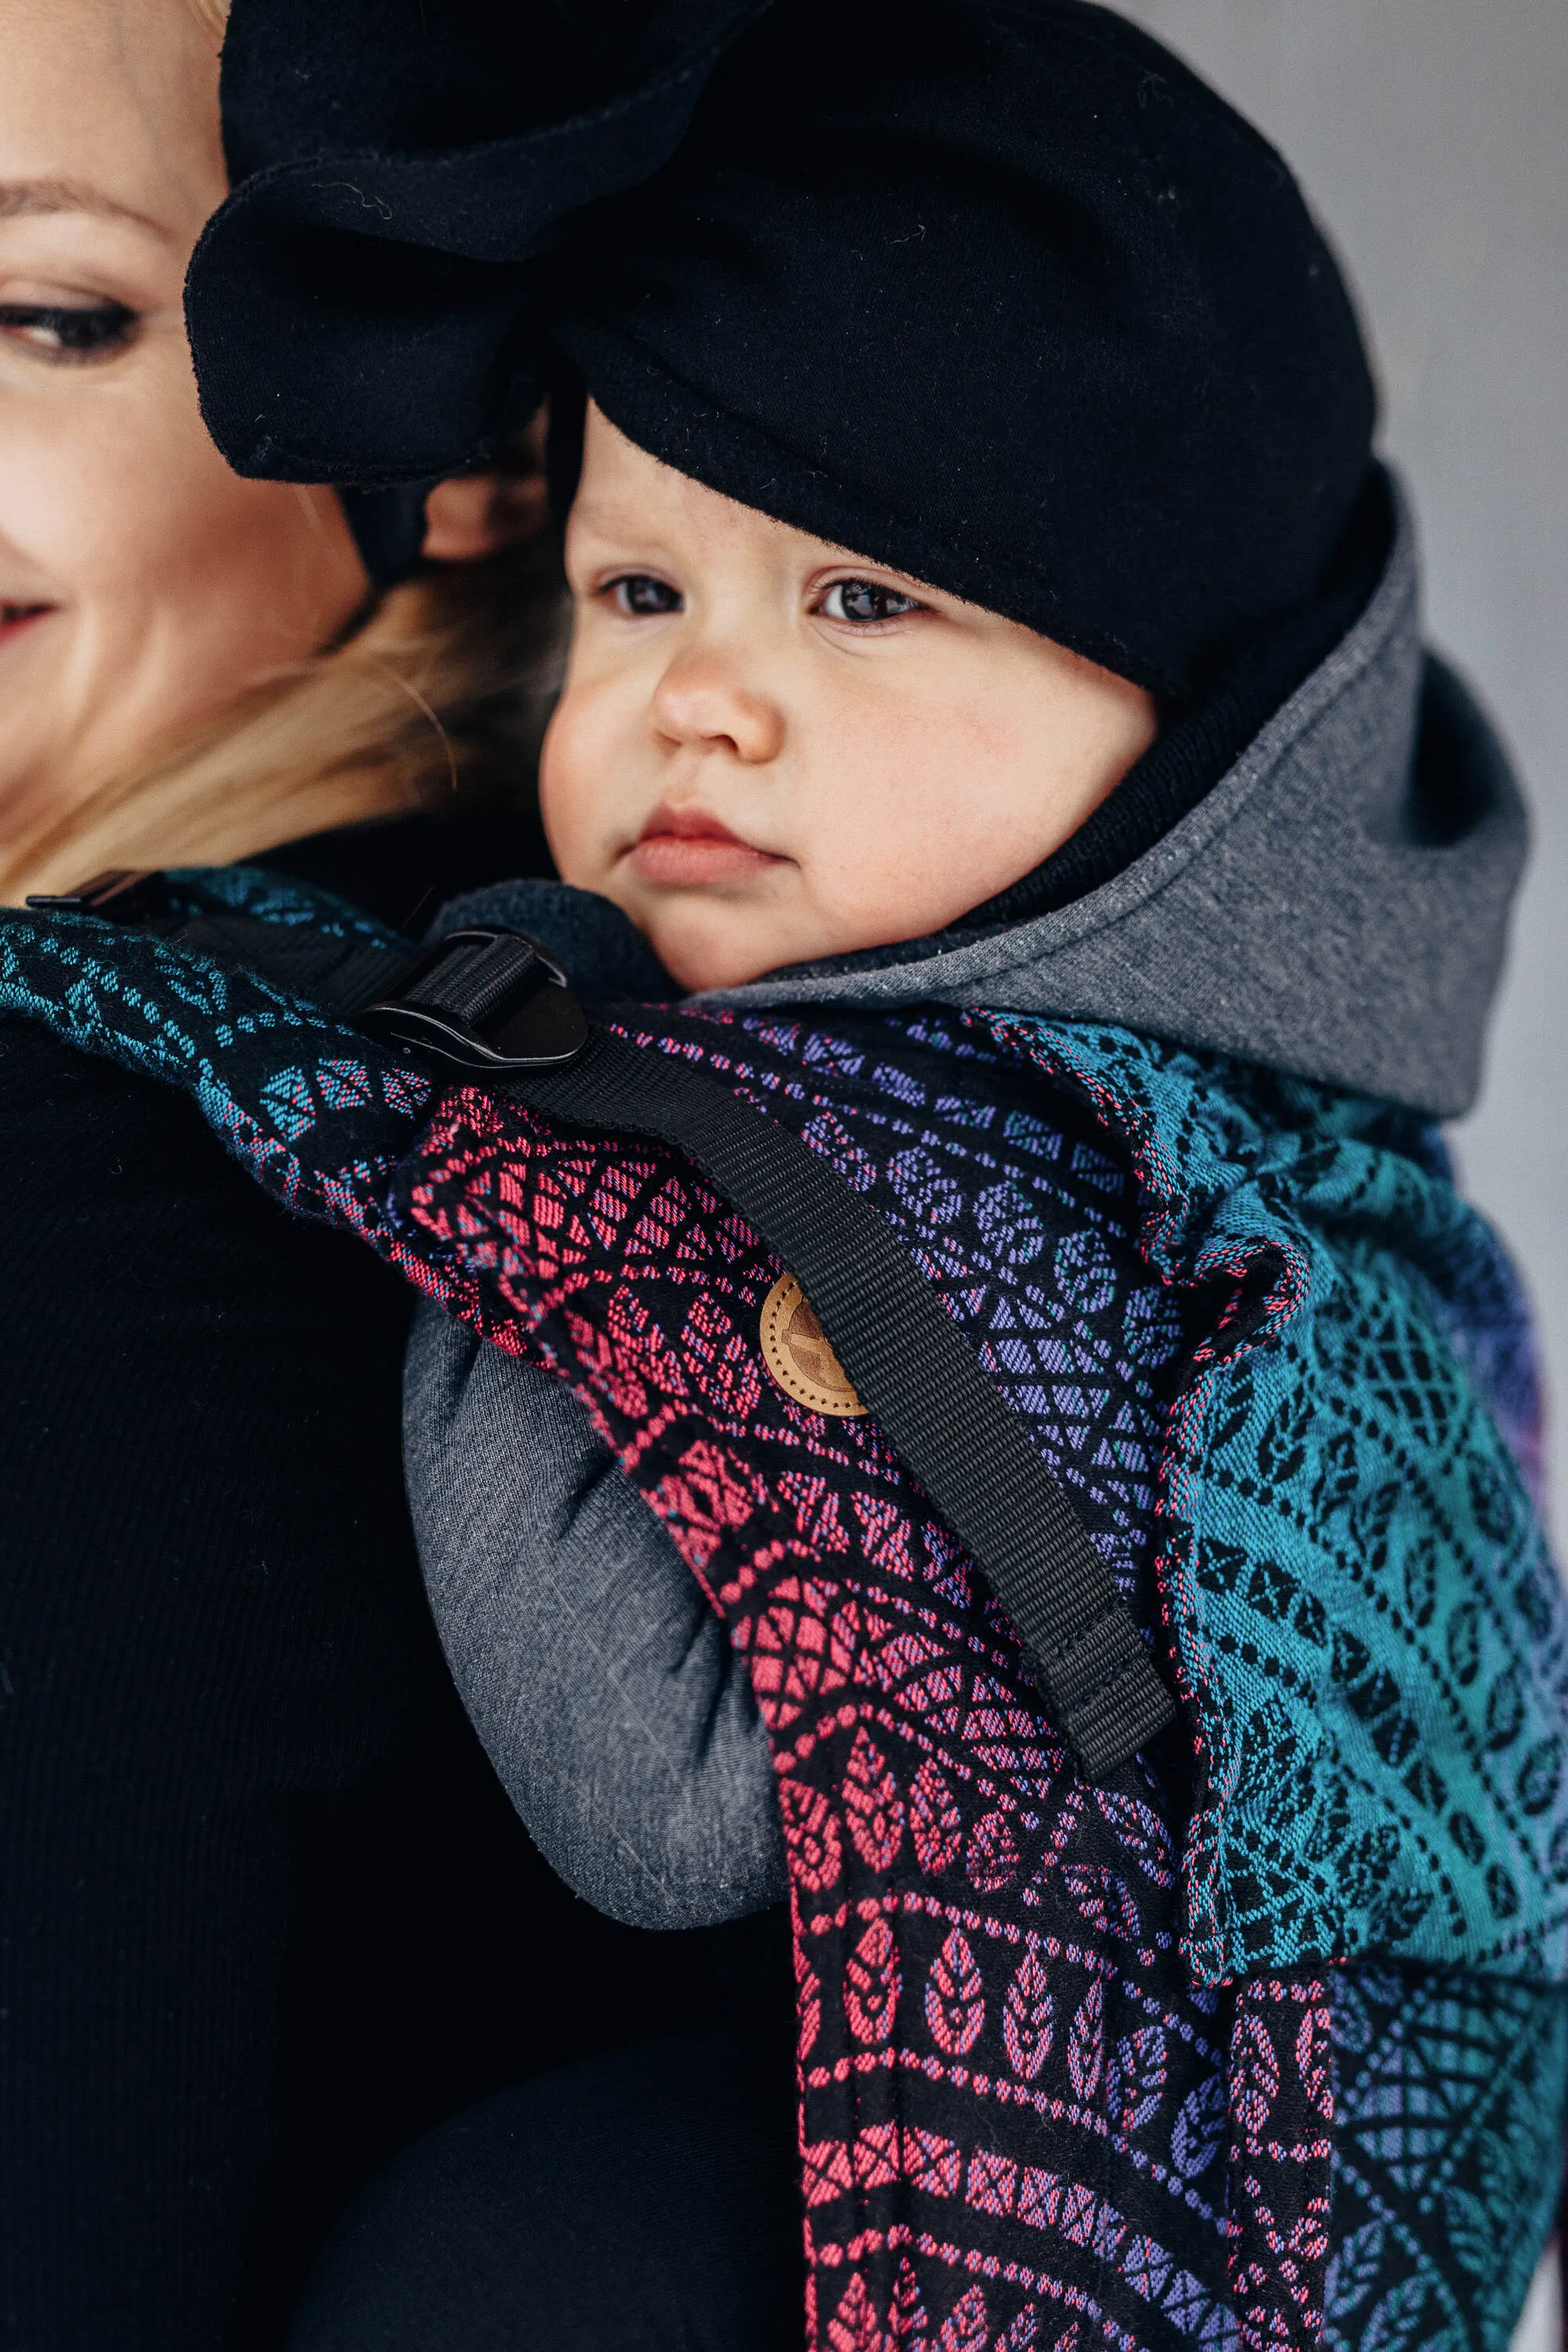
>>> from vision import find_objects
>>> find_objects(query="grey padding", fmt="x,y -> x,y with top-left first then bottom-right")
405,1299 -> 786,1929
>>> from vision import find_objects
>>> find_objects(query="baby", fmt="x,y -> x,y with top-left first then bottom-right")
176,2 -> 1566,2347
542,402 -> 1157,992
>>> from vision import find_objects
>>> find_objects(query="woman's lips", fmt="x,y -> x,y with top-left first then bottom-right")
0,603 -> 53,650
630,807 -> 782,887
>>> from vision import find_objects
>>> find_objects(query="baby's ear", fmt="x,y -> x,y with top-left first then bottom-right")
422,423 -> 549,561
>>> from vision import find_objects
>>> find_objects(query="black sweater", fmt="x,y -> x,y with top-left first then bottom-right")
0,815 -> 784,2350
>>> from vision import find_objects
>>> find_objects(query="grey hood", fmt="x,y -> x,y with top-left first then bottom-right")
692,484 -> 1527,1121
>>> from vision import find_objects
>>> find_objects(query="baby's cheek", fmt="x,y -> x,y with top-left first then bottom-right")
537,693 -> 611,885
795,706 -> 1027,948
797,739 -> 930,923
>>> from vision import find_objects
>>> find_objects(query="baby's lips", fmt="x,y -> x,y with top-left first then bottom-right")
630,800 -> 784,886
630,829 -> 780,887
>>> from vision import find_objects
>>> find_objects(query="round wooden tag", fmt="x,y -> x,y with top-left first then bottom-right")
760,1272 -> 866,1417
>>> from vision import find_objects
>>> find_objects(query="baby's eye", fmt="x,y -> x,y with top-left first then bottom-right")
606,573 -> 682,618
818,578 -> 923,625
0,301 -> 139,364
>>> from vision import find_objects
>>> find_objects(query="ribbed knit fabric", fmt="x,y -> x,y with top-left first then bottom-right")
0,816 -> 782,2352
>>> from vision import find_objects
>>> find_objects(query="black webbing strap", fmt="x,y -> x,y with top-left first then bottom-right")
98,902 -> 1174,1783
169,914 -> 413,1013
507,1027 -> 1177,1783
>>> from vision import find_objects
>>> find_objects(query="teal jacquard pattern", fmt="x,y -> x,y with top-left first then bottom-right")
0,880 -> 436,1267
1324,1963 -> 1568,2352
978,1013 -> 1568,1987
0,878 -> 1563,1998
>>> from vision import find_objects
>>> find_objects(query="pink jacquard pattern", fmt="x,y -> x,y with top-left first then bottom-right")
1224,1980 -> 1335,2352
0,880 -> 1552,2345
392,1039 -> 1336,2352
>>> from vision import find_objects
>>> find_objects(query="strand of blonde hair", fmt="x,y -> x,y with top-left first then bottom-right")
0,545 -> 565,903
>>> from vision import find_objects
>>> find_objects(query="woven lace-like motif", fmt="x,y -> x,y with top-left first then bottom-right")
0,891 -> 1563,2349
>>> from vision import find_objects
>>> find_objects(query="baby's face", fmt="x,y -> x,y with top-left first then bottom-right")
541,406 -> 1156,990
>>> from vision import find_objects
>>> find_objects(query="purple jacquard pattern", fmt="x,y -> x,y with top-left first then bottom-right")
0,888 -> 1560,2347
390,1004 -> 1338,2351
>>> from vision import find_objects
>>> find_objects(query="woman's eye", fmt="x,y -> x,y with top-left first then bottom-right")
607,574 -> 682,618
0,302 -> 138,363
818,578 -> 922,625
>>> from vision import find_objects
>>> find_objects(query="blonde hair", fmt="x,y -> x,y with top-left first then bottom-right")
1,540 -> 566,902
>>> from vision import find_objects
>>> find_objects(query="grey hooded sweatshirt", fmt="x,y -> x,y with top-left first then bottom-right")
404,491 -> 1528,1933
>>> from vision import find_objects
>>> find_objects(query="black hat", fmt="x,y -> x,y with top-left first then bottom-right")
188,0 -> 1376,697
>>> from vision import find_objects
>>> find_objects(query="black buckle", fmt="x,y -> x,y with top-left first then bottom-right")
27,868 -> 171,921
358,928 -> 589,1073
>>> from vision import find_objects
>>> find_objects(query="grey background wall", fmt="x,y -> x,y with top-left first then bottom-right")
1117,0 -> 1568,1546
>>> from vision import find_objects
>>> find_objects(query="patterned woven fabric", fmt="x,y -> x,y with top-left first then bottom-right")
0,882 -> 1563,2350
1327,1962 -> 1567,2350
971,1012 -> 1568,1989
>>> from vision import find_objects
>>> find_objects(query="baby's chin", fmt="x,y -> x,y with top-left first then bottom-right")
618,882 -> 964,993
576,858 -> 898,992
643,908 -> 791,993
615,887 -> 823,994
565,855 -> 804,993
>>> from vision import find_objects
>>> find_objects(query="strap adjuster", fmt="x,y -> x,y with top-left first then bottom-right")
358,927 -> 589,1074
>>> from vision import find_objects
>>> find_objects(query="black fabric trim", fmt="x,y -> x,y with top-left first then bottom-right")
255,808 -> 554,940
169,916 -> 413,1014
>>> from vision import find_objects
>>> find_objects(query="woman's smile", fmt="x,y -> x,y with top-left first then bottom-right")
0,601 -> 53,648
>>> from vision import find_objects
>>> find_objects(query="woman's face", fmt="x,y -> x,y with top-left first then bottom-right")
0,0 -> 370,845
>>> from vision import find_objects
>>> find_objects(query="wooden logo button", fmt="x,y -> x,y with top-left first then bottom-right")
760,1272 -> 866,1417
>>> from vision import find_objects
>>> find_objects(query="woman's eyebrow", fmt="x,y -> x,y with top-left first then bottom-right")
0,177 -> 172,240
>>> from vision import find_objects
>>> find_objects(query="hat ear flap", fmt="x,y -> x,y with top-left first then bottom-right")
544,362 -> 588,530
423,425 -> 551,563
338,483 -> 437,588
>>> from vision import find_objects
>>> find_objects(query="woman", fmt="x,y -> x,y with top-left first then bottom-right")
0,2 -> 782,2344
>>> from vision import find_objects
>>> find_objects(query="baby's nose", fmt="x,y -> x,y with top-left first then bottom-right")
650,654 -> 785,764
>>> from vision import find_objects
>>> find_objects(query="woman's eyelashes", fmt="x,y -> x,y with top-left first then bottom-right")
0,300 -> 139,364
816,578 -> 923,625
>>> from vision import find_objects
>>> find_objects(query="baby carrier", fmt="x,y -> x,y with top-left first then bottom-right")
2,855 -> 1564,2352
